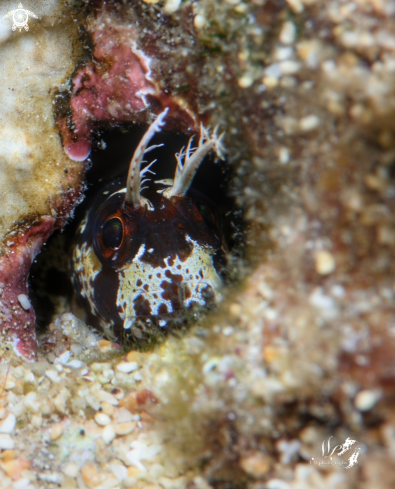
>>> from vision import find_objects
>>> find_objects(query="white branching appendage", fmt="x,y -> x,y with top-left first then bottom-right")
125,108 -> 168,207
165,124 -> 225,198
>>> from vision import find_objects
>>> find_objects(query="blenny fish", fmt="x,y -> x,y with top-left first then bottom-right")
71,109 -> 225,342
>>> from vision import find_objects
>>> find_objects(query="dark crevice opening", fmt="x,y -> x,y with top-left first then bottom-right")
29,123 -> 246,346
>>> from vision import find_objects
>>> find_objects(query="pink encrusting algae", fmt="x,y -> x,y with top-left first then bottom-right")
0,218 -> 54,360
57,8 -> 196,162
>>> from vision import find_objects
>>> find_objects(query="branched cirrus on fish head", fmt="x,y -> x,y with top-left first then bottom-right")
71,109 -> 226,343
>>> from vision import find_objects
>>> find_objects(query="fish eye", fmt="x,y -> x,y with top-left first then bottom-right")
101,217 -> 123,249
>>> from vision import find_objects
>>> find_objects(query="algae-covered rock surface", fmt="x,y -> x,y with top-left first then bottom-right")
1,0 -> 395,488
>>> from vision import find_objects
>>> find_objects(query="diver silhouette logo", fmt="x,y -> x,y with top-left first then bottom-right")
310,436 -> 362,469
3,3 -> 38,32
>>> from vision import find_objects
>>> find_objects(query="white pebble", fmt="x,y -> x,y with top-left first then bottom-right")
116,362 -> 139,374
66,359 -> 84,369
0,433 -> 14,449
102,424 -> 115,444
45,369 -> 60,383
114,422 -> 135,436
315,250 -> 336,275
194,14 -> 206,30
94,390 -> 119,406
17,294 -> 31,310
279,60 -> 301,75
134,371 -> 143,382
4,379 -> 15,390
164,0 -> 181,15
24,371 -> 35,384
238,74 -> 254,88
285,0 -> 304,14
278,147 -> 290,164
355,390 -> 381,411
23,392 -> 40,413
63,463 -> 79,478
13,478 -> 30,489
298,114 -> 320,132
274,46 -> 294,61
279,21 -> 296,45
0,413 -> 16,433
49,423 -> 63,441
111,463 -> 128,481
54,351 -> 71,365
94,413 -> 111,426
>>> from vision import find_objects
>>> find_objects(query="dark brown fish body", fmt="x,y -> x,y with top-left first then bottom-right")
70,110 -> 225,342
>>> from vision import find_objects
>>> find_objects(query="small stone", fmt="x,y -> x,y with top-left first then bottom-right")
263,76 -> 278,89
17,294 -> 31,310
194,14 -> 206,30
45,369 -> 60,383
1,458 -> 30,480
110,462 -> 128,481
23,392 -> 40,413
114,422 -> 136,436
102,424 -> 116,444
0,434 -> 15,450
0,413 -> 16,434
164,0 -> 181,14
0,449 -> 15,461
113,408 -> 134,423
279,21 -> 296,44
86,395 -> 101,411
49,423 -> 63,441
229,303 -> 242,317
63,462 -> 79,478
238,74 -> 254,88
111,388 -> 125,400
11,477 -> 30,489
116,362 -> 139,374
54,350 -> 71,365
355,390 -> 381,411
4,379 -> 16,390
279,60 -> 301,75
94,413 -> 111,426
66,359 -> 84,369
126,351 -> 140,362
24,371 -> 35,384
298,115 -> 320,132
315,250 -> 336,275
241,453 -> 271,477
31,414 -> 42,428
266,479 -> 292,489
81,463 -> 103,487
278,147 -> 290,164
100,401 -> 115,416
285,0 -> 304,14
53,389 -> 70,414
94,389 -> 119,406
97,339 -> 112,351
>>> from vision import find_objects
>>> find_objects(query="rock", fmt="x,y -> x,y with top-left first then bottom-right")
0,434 -> 14,450
0,414 -> 16,434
